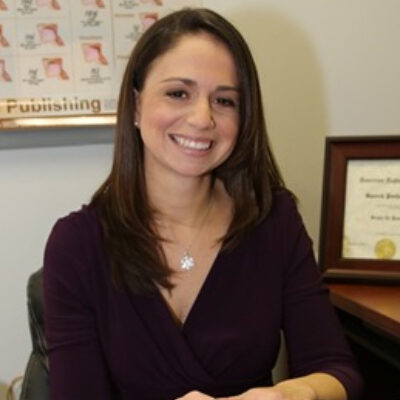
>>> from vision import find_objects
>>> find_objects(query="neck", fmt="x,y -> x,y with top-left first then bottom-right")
146,171 -> 214,227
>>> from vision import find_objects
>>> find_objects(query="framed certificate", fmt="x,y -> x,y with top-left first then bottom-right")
319,136 -> 400,282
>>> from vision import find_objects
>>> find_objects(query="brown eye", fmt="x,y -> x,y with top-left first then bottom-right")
215,97 -> 236,107
166,90 -> 188,99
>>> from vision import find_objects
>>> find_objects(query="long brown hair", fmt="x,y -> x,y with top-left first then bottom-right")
91,8 -> 286,295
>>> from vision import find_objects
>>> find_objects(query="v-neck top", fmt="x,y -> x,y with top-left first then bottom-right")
43,192 -> 363,400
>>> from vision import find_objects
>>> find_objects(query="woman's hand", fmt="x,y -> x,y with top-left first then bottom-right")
176,391 -> 215,400
219,372 -> 348,400
219,382 -> 317,400
175,382 -> 316,400
176,372 -> 346,400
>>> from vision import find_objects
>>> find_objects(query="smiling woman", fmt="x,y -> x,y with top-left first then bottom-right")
136,32 -> 239,179
42,8 -> 363,400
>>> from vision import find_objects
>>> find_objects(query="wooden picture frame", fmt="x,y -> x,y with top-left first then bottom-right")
319,136 -> 400,282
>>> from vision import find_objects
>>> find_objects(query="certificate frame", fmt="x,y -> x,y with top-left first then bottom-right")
319,136 -> 400,282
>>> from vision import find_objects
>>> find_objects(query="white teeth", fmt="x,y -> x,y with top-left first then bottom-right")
172,135 -> 211,150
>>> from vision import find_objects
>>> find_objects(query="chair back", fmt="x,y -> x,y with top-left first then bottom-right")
19,268 -> 49,400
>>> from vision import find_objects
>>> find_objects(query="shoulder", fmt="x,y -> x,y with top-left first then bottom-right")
43,205 -> 106,301
262,189 -> 301,228
252,190 -> 311,253
48,205 -> 100,243
45,205 -> 103,268
271,189 -> 298,214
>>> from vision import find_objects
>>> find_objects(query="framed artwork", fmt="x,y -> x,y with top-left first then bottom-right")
319,136 -> 400,282
0,0 -> 202,130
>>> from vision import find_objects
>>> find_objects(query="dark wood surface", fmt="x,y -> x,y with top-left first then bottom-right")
327,283 -> 400,339
327,283 -> 400,399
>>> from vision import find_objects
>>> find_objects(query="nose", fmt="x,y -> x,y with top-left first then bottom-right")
186,98 -> 216,130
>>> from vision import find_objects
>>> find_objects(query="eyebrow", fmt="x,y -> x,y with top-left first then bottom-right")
160,77 -> 239,92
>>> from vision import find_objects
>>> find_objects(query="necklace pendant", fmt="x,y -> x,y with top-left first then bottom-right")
180,251 -> 195,271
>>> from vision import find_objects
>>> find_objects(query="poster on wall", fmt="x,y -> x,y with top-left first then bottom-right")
0,0 -> 202,129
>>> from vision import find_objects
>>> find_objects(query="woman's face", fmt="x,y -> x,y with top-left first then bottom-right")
136,32 -> 240,181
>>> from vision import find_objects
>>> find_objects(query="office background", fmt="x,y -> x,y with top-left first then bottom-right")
1,0 -> 400,396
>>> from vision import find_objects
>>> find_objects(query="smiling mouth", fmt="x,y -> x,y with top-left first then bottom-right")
170,134 -> 213,151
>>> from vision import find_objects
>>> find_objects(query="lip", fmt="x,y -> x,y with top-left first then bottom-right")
169,133 -> 213,153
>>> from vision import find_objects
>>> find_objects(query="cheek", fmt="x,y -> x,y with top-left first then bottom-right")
140,100 -> 181,131
220,116 -> 239,144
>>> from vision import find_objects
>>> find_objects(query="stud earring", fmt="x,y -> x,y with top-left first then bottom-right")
134,120 -> 140,128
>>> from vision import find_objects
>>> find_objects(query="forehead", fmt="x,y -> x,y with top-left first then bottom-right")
144,32 -> 238,86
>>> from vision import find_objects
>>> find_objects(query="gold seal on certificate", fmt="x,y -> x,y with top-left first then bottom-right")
374,238 -> 397,260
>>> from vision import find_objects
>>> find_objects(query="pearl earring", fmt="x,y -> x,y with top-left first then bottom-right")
134,120 -> 139,128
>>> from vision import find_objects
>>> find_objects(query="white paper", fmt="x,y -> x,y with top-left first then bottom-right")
342,159 -> 400,260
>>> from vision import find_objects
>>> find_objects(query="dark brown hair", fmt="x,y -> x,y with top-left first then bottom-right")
91,8 -> 286,295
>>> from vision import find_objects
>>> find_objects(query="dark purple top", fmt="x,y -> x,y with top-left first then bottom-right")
43,192 -> 363,400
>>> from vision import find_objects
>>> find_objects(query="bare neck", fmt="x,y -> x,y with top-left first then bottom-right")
146,172 -> 214,227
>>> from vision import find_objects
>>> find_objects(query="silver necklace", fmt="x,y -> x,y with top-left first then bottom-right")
177,192 -> 214,271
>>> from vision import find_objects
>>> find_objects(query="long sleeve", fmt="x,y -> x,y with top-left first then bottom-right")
42,196 -> 364,400
279,194 -> 363,400
43,214 -> 116,400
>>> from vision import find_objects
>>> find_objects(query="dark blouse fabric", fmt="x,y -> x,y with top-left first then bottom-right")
43,192 -> 363,400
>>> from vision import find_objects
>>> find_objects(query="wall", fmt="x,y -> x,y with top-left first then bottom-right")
1,0 -> 400,394
0,143 -> 112,394
213,0 -> 400,243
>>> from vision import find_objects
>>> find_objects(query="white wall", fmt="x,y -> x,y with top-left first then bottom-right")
209,0 -> 400,243
2,0 -> 400,392
0,144 -> 113,391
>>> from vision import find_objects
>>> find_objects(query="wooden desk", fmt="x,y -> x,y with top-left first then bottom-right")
327,283 -> 400,399
328,284 -> 400,339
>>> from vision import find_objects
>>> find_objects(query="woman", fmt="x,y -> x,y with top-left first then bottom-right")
43,8 -> 363,400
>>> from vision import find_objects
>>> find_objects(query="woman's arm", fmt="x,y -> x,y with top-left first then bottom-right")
274,373 -> 346,400
228,195 -> 362,400
44,217 -> 115,400
274,195 -> 362,400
